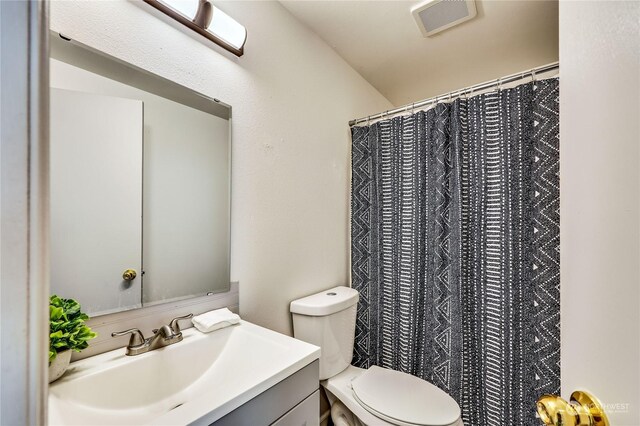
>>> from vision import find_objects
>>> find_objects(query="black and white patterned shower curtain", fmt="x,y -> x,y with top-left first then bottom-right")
350,79 -> 559,426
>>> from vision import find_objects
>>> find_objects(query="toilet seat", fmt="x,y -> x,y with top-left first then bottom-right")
350,366 -> 461,426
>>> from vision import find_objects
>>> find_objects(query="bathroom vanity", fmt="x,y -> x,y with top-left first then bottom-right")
48,321 -> 320,425
46,31 -> 322,425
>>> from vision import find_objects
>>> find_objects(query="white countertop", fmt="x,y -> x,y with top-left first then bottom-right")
49,320 -> 320,425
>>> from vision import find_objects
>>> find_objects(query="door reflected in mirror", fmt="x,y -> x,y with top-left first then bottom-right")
49,33 -> 231,316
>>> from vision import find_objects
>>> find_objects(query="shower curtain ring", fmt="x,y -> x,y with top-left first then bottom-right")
497,78 -> 502,92
531,69 -> 537,82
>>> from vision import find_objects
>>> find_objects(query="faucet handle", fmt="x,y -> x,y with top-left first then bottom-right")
111,328 -> 145,347
169,313 -> 194,334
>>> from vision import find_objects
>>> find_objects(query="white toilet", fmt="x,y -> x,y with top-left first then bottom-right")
290,286 -> 463,426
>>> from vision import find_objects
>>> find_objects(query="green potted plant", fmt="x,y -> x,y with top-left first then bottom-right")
49,295 -> 97,383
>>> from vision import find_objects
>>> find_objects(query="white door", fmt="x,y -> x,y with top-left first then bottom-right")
50,88 -> 143,315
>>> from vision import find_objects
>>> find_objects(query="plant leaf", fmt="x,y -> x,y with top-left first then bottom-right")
49,295 -> 96,360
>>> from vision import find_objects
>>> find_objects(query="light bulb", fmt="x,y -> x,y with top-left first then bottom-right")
207,6 -> 247,50
159,0 -> 199,19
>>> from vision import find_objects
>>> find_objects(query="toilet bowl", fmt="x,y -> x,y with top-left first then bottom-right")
323,365 -> 463,426
290,286 -> 463,426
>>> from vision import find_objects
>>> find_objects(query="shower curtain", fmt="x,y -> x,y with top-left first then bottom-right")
350,79 -> 559,426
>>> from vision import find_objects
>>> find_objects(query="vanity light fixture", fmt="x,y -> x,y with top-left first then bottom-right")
143,0 -> 247,56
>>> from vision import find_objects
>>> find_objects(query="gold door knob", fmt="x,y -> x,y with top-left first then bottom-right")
122,269 -> 137,281
537,390 -> 609,426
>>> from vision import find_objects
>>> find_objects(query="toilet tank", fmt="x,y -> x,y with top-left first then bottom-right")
290,286 -> 359,380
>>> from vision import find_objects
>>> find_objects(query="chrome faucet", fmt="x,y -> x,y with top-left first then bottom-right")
111,313 -> 194,356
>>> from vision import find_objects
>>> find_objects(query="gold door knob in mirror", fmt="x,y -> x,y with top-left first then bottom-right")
122,269 -> 137,281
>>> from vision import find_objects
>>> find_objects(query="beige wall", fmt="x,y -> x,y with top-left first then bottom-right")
559,1 -> 640,424
50,0 -> 392,335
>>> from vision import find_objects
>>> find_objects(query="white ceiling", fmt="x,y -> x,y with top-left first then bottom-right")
280,0 -> 559,107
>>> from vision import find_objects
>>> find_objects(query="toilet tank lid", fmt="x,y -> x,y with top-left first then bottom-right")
290,286 -> 359,316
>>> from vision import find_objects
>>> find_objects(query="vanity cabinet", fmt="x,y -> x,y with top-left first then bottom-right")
272,391 -> 319,426
211,361 -> 319,426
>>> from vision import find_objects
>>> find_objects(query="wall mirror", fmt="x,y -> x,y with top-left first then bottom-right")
49,32 -> 231,316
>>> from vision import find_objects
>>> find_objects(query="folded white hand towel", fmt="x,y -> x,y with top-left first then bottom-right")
192,308 -> 240,333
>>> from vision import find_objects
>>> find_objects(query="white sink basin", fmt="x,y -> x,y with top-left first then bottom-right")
49,320 -> 320,425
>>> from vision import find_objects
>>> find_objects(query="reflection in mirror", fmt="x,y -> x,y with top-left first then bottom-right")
49,33 -> 231,316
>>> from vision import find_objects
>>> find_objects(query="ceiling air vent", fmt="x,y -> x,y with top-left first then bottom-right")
412,0 -> 477,37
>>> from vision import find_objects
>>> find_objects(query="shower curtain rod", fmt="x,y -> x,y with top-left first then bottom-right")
349,61 -> 559,127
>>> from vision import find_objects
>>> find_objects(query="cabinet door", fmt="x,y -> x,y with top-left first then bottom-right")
50,88 -> 143,315
272,391 -> 319,426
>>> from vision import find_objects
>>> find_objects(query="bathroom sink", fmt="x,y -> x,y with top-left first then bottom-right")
48,320 -> 320,425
